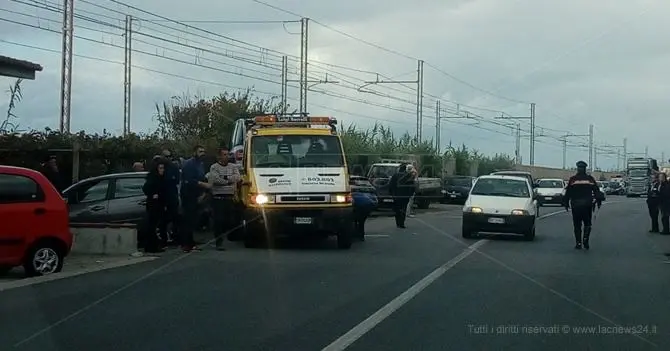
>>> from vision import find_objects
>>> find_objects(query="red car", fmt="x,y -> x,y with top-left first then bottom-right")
0,166 -> 72,276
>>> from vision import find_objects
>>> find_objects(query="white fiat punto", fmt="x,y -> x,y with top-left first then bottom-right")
462,175 -> 538,241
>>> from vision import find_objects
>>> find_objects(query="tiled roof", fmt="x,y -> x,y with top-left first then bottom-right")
0,55 -> 43,71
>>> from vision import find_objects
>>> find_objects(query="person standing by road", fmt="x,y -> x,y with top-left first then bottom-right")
159,148 -> 181,247
180,145 -> 211,253
405,164 -> 419,218
389,163 -> 415,229
208,146 -> 241,250
141,159 -> 168,254
647,173 -> 662,233
657,172 -> 670,234
41,155 -> 64,192
562,161 -> 603,250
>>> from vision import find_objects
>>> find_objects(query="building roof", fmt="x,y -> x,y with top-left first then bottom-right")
0,55 -> 43,72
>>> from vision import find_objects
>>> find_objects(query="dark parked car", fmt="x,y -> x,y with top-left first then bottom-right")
441,176 -> 475,204
62,172 -> 148,224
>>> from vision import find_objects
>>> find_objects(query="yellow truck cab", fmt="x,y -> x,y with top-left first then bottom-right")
230,114 -> 354,249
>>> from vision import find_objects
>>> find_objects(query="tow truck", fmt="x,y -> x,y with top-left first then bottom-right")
230,114 -> 354,249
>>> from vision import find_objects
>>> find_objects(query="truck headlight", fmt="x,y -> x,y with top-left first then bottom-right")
331,193 -> 352,203
251,194 -> 271,205
511,209 -> 527,215
465,207 -> 483,213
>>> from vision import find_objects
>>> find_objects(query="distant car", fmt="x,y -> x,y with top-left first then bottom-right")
535,178 -> 565,206
596,181 -> 607,200
608,181 -> 625,195
62,172 -> 149,224
462,175 -> 538,241
441,176 -> 475,204
490,171 -> 535,188
0,166 -> 72,276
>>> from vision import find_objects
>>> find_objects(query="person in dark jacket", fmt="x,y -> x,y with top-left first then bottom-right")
657,172 -> 670,234
142,160 -> 168,253
41,155 -> 64,192
159,148 -> 181,246
179,145 -> 211,252
562,161 -> 604,250
647,173 -> 662,233
352,180 -> 378,240
389,164 -> 415,229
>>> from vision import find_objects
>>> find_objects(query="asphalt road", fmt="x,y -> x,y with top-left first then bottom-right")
2,197 -> 669,350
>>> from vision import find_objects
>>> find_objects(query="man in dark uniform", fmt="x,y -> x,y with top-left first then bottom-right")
562,161 -> 604,250
389,163 -> 415,229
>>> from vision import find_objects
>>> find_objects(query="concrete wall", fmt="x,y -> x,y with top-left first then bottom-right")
70,223 -> 138,255
512,164 -> 620,180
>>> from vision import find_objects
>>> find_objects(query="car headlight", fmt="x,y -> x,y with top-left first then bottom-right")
511,209 -> 527,215
465,206 -> 483,213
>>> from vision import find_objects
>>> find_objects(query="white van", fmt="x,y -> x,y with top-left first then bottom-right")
462,175 -> 538,240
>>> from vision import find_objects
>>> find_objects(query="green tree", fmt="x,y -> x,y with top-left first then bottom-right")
1,78 -> 23,133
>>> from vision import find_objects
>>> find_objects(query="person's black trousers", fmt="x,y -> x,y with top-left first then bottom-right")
180,196 -> 199,248
212,195 -> 235,248
353,207 -> 371,237
159,194 -> 179,246
393,197 -> 409,227
647,200 -> 660,232
571,205 -> 593,243
143,205 -> 163,252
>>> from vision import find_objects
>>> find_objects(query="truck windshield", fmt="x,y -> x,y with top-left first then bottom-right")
368,165 -> 398,178
628,169 -> 648,177
250,135 -> 344,168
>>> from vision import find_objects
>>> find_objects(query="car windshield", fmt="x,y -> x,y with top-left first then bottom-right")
250,134 -> 344,168
368,165 -> 398,178
537,180 -> 563,188
351,178 -> 373,187
471,178 -> 530,198
444,177 -> 472,187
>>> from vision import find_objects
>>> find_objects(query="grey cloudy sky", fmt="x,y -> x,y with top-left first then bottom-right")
0,0 -> 665,170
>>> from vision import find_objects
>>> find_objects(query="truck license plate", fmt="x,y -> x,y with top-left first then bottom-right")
294,217 -> 312,224
450,194 -> 457,198
544,197 -> 552,201
488,217 -> 504,224
383,198 -> 393,203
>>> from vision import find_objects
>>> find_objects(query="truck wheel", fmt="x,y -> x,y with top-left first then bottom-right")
523,227 -> 536,241
417,199 -> 430,209
337,225 -> 353,249
462,225 -> 474,239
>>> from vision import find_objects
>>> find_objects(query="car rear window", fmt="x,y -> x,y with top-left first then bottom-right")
0,174 -> 44,203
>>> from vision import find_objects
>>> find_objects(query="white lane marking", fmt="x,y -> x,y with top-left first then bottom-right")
414,210 -> 658,348
321,239 -> 487,351
365,235 -> 389,238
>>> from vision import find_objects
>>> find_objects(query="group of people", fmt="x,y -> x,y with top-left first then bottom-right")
140,145 -> 241,253
646,172 -> 670,234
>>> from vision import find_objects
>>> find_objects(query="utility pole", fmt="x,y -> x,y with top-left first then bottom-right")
123,15 -> 133,136
299,17 -> 308,114
588,124 -> 594,173
59,0 -> 74,133
662,152 -> 665,166
358,65 -> 422,141
416,60 -> 424,143
617,149 -> 620,171
435,102 -> 473,155
623,138 -> 627,169
514,123 -> 521,165
287,19 -> 339,115
280,55 -> 288,113
645,146 -> 648,158
560,132 -> 590,169
494,103 -> 535,165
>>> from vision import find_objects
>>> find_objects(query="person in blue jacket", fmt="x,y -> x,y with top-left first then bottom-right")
352,178 -> 378,241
